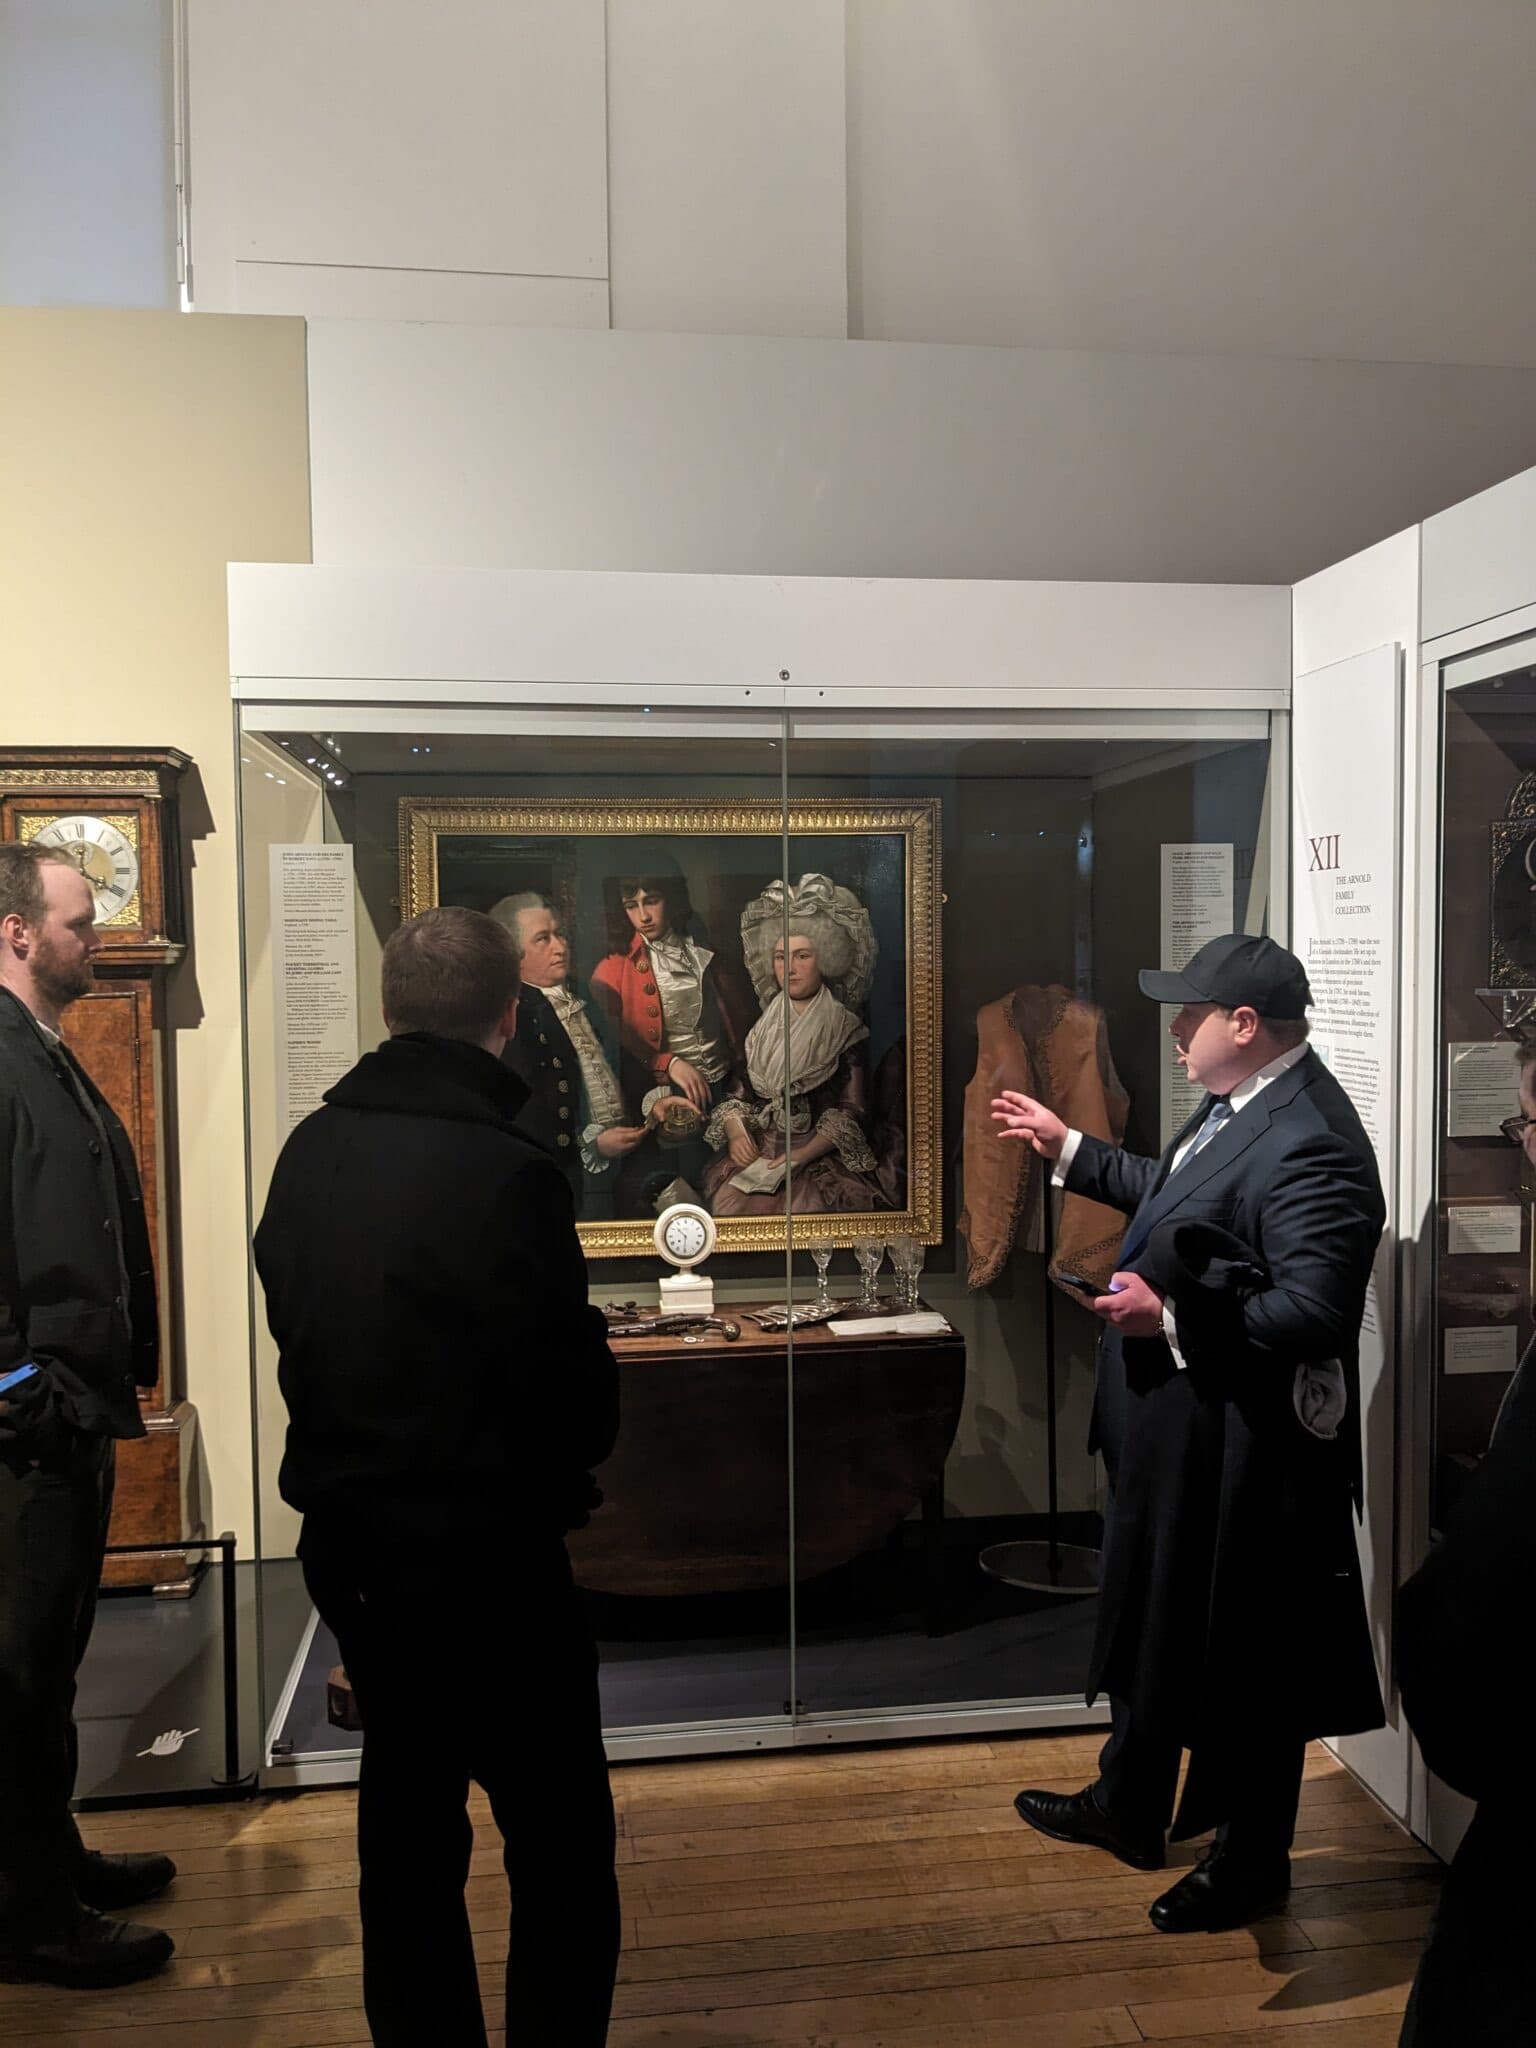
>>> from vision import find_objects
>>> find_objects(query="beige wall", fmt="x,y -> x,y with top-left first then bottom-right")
0,308 -> 312,1555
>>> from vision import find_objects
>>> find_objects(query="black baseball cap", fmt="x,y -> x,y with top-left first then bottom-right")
1138,933 -> 1311,1019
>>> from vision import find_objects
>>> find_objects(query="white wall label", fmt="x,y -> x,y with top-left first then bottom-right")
1446,1203 -> 1524,1257
1292,649 -> 1401,1445
1158,843 -> 1234,1144
1444,1325 -> 1520,1375
1445,1040 -> 1522,1138
270,843 -> 358,1134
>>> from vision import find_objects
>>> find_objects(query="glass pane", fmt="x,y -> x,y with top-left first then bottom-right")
1432,663 -> 1536,1532
239,710 -> 796,1771
781,717 -> 1275,1720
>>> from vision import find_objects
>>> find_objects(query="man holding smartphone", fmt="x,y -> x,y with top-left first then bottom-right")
0,843 -> 175,1988
993,934 -> 1385,1934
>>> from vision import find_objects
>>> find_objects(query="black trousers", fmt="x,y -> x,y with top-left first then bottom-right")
1094,1694 -> 1306,1861
302,1531 -> 620,2048
0,1432 -> 114,1930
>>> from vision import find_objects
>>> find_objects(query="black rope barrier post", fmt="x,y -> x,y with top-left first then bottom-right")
101,1531 -> 255,1793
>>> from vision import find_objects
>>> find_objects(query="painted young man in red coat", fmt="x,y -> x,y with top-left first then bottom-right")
588,868 -> 751,1201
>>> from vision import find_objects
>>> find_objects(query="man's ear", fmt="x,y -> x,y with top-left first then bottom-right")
1231,1005 -> 1261,1045
498,992 -> 521,1041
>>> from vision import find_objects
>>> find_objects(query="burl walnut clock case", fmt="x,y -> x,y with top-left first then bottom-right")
0,747 -> 199,1594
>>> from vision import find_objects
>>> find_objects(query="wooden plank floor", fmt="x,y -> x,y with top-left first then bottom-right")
0,1733 -> 1437,2045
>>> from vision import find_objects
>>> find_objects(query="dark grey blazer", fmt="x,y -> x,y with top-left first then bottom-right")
0,985 -> 157,1438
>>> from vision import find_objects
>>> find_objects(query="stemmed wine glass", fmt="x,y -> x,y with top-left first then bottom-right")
887,1234 -> 924,1311
853,1236 -> 885,1311
810,1245 -> 834,1312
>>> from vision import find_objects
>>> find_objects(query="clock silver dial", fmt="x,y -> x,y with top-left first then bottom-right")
32,815 -> 140,923
664,1214 -> 708,1261
654,1201 -> 716,1270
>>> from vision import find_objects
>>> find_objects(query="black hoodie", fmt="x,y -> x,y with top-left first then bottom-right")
254,1032 -> 618,1549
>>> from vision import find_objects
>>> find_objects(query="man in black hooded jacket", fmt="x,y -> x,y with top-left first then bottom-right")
255,905 -> 620,2048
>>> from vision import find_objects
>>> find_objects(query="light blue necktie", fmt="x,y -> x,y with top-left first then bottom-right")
1173,1096 -> 1233,1174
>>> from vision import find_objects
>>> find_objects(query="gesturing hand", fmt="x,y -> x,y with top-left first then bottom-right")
990,1091 -> 1068,1159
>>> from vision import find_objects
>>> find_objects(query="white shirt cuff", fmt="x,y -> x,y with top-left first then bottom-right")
1051,1128 -> 1084,1188
1162,1298 -> 1188,1370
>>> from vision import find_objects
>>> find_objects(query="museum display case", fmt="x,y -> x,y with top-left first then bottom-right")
237,688 -> 1281,1778
1429,658 -> 1536,1533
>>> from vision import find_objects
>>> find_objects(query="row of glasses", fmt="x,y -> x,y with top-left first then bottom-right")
809,1236 -> 926,1312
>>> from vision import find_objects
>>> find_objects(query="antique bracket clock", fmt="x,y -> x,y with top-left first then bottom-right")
0,747 -> 198,1594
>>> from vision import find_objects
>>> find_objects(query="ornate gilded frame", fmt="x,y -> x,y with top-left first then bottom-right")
400,796 -> 942,1258
1491,771 -> 1536,989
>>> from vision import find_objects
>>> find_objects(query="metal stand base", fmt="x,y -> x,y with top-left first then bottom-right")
979,1539 -> 1101,1596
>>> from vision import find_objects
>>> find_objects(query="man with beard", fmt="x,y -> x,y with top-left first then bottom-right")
0,843 -> 174,1988
993,934 -> 1385,1933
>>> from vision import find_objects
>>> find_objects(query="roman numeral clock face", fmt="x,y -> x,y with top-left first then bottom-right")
31,815 -> 141,923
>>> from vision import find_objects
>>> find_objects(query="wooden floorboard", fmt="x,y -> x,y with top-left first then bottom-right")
0,1734 -> 1434,2045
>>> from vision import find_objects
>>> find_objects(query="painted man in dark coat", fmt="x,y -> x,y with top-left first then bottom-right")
994,934 -> 1385,1933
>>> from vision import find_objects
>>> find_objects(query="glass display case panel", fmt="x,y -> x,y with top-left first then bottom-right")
1432,660 -> 1536,1533
240,696 -> 1283,1767
779,713 -> 1279,1723
239,708 -> 799,1773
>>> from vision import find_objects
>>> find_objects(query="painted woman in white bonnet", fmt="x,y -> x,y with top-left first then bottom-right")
703,874 -> 893,1216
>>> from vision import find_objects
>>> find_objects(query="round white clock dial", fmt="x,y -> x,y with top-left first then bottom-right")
665,1213 -> 707,1261
654,1201 -> 716,1270
33,815 -> 140,922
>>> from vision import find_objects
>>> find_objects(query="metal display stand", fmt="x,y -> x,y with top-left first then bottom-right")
979,1192 -> 1102,1596
91,1531 -> 255,1796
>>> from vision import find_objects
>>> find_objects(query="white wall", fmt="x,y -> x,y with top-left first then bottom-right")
186,0 -> 1536,371
1421,462 -> 1536,644
301,318 -> 1536,587
0,0 -> 177,309
606,0 -> 847,339
1292,527 -> 1420,1827
184,0 -> 609,322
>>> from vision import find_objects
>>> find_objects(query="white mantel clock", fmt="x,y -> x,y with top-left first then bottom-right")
654,1201 -> 717,1318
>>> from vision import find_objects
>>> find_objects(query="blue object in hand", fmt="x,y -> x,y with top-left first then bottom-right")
0,1362 -> 40,1396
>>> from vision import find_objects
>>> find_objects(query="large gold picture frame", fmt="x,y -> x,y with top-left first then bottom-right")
400,796 -> 941,1258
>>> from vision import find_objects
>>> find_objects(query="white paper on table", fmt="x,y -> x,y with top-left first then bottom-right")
1443,1324 -> 1520,1375
827,1313 -> 952,1338
1445,1204 -> 1524,1257
729,1155 -> 788,1195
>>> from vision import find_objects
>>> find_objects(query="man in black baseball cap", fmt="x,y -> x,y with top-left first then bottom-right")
1137,931 -> 1312,1019
992,932 -> 1385,1935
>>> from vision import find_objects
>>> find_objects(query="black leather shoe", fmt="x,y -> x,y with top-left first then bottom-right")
74,1848 -> 177,1912
0,1906 -> 175,1988
1013,1785 -> 1165,1871
1149,1847 -> 1290,1933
